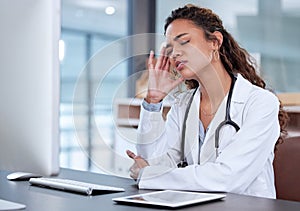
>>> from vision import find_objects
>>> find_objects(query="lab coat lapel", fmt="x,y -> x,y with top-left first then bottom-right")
184,89 -> 200,164
200,94 -> 228,164
200,74 -> 252,164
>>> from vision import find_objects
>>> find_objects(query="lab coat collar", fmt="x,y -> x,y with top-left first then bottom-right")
231,74 -> 253,104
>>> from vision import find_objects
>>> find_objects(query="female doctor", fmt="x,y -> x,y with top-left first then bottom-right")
126,4 -> 288,198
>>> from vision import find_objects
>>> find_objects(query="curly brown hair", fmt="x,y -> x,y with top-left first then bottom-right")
164,4 -> 288,146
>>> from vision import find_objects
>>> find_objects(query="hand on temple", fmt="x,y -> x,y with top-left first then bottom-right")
145,47 -> 184,104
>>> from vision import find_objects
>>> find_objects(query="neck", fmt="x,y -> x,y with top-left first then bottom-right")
197,62 -> 232,112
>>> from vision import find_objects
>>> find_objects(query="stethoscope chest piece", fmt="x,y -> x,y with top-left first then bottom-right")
177,160 -> 188,168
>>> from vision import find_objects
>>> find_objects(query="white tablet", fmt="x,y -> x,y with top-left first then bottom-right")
112,190 -> 226,208
0,199 -> 26,210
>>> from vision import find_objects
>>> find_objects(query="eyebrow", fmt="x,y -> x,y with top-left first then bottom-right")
165,33 -> 189,48
173,33 -> 189,41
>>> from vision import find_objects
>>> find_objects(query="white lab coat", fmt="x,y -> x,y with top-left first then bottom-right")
136,74 -> 280,199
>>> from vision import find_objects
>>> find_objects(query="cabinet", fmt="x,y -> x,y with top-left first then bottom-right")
114,98 -> 171,128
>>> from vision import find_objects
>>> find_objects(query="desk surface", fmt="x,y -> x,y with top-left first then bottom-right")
1,168 -> 300,211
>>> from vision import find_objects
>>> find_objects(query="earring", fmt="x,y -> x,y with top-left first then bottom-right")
213,50 -> 220,61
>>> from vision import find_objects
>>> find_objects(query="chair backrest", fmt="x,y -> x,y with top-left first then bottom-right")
273,136 -> 300,201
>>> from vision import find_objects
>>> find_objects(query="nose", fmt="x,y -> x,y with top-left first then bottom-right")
171,48 -> 182,60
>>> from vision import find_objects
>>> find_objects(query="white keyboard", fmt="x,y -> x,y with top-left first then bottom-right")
29,178 -> 125,195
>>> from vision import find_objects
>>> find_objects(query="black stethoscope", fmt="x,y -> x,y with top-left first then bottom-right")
177,73 -> 240,168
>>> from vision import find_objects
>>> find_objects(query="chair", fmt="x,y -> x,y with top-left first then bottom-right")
273,136 -> 300,201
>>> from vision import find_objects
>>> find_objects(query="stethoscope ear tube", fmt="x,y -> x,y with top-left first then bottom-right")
215,119 -> 240,157
178,88 -> 198,168
214,74 -> 240,158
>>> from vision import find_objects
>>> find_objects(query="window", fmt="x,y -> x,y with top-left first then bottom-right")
60,0 -> 128,173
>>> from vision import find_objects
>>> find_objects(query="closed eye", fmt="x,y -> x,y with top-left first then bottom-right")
179,40 -> 190,45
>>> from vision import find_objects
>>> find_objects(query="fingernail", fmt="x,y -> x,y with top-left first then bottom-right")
160,42 -> 167,49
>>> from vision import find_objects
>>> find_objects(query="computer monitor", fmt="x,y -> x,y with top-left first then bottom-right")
0,0 -> 61,177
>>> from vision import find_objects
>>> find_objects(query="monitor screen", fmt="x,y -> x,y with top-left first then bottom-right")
0,0 -> 60,176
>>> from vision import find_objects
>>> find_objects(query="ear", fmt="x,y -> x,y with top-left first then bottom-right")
212,31 -> 223,50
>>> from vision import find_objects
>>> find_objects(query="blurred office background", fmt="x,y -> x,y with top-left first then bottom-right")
59,0 -> 300,176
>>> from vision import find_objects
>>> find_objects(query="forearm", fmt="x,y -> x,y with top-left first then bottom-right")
136,102 -> 166,159
137,100 -> 181,164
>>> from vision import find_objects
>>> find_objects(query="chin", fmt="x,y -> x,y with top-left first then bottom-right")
179,69 -> 197,80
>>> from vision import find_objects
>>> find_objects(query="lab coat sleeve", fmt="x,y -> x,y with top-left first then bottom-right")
138,90 -> 280,195
136,102 -> 182,167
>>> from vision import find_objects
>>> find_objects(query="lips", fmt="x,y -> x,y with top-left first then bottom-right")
175,60 -> 186,71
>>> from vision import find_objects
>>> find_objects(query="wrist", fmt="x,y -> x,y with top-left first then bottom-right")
142,99 -> 162,112
145,96 -> 162,104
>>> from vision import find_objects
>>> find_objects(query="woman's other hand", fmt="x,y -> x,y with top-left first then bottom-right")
126,150 -> 149,180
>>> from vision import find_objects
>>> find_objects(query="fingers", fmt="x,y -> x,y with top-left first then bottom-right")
126,150 -> 136,159
128,153 -> 149,180
155,45 -> 171,71
126,150 -> 145,161
163,58 -> 170,71
129,160 -> 148,180
172,76 -> 185,87
134,155 -> 143,159
148,50 -> 154,70
155,47 -> 164,69
129,165 -> 139,180
148,44 -> 171,72
161,55 -> 170,71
